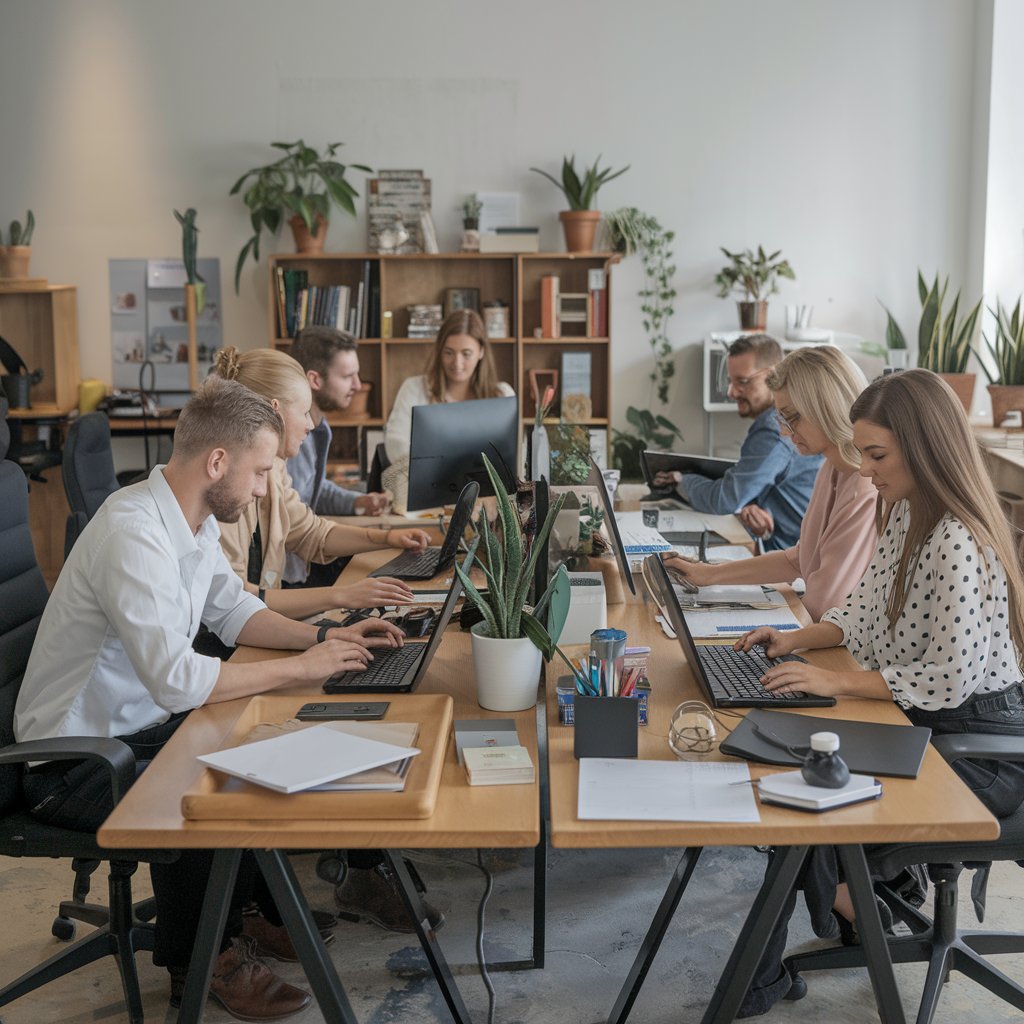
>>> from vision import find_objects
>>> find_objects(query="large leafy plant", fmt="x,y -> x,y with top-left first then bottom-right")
530,155 -> 629,211
229,139 -> 371,290
611,407 -> 684,481
981,298 -> 1024,385
715,245 -> 795,302
883,271 -> 982,374
456,456 -> 587,685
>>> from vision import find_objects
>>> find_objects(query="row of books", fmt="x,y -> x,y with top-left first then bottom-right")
539,269 -> 608,339
275,262 -> 381,339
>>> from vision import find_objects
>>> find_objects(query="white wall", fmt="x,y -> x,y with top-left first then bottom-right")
0,0 -> 988,454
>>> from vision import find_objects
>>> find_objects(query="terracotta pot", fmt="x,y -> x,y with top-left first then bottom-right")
336,381 -> 372,420
988,384 -> 1024,428
939,372 -> 975,413
737,300 -> 768,332
0,245 -> 31,279
288,214 -> 328,254
559,210 -> 601,253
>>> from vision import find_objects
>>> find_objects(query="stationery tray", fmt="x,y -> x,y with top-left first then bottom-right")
181,694 -> 453,821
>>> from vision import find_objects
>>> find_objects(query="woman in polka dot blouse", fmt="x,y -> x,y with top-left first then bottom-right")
734,369 -> 1024,1017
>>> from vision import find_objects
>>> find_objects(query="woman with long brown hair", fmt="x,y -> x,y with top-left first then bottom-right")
383,309 -> 514,510
733,368 -> 1024,1016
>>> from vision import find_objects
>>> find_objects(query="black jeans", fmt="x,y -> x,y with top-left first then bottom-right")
22,712 -> 281,969
739,683 -> 1024,1017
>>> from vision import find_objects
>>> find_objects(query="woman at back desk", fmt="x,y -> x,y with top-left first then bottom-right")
665,346 -> 877,620
731,369 -> 1024,1017
383,309 -> 515,512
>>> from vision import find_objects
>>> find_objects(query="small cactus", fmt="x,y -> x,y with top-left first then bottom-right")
5,210 -> 34,247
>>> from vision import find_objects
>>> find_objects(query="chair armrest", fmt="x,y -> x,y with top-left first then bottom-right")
0,737 -> 136,804
931,733 -> 1024,766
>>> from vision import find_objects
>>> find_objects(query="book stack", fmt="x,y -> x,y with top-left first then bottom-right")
367,170 -> 432,254
463,745 -> 535,786
407,304 -> 444,338
587,268 -> 608,337
479,226 -> 540,254
275,261 -> 378,339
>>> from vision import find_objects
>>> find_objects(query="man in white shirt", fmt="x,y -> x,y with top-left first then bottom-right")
16,377 -> 402,1021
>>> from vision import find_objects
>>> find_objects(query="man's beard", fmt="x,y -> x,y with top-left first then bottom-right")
206,475 -> 249,523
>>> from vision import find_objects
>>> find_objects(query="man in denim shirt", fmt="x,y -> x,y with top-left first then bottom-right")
655,335 -> 820,549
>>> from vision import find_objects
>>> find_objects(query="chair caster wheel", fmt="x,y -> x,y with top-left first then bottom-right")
51,916 -> 76,941
316,852 -> 348,887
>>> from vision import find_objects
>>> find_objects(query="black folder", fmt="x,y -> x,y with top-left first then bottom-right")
719,709 -> 932,779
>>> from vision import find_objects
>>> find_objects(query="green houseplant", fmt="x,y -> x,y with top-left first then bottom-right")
611,407 -> 684,481
456,455 -> 583,711
229,140 -> 371,291
530,155 -> 629,253
982,297 -> 1024,426
0,210 -> 35,279
715,245 -> 795,331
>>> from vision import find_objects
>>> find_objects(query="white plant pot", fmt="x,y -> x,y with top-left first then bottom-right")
470,624 -> 543,712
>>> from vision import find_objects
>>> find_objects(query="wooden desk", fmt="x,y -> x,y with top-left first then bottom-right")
546,583 -> 999,1024
99,547 -> 539,1023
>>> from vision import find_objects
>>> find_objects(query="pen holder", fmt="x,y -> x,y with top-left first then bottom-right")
556,675 -> 649,728
573,695 -> 639,759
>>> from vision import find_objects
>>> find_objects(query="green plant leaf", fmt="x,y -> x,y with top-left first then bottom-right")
520,610 -> 553,656
456,564 -> 500,637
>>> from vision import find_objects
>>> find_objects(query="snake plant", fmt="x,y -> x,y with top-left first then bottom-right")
982,298 -> 1024,385
530,155 -> 629,211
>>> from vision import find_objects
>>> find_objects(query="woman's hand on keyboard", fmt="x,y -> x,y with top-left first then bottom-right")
333,618 -> 405,649
759,660 -> 841,698
334,577 -> 414,609
663,554 -> 718,588
733,627 -> 795,659
387,528 -> 432,551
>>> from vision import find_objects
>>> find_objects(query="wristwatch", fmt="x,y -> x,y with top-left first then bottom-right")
316,623 -> 332,644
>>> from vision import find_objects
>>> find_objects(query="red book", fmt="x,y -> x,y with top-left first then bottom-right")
541,275 -> 560,339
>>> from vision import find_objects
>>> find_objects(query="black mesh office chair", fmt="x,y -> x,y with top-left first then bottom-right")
786,735 -> 1024,1024
61,411 -> 120,558
0,405 -> 175,1024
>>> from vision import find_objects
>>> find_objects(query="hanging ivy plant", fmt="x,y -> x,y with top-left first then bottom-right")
603,207 -> 678,404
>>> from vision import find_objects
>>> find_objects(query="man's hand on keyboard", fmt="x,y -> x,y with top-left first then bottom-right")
331,618 -> 405,649
387,528 -> 432,551
296,638 -> 373,680
334,577 -> 414,609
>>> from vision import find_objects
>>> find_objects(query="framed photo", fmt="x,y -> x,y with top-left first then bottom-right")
445,287 -> 480,317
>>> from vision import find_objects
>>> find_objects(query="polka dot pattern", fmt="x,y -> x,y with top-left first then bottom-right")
821,502 -> 1020,711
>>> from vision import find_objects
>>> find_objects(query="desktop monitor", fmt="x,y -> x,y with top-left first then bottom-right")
407,395 -> 519,511
586,455 -> 636,596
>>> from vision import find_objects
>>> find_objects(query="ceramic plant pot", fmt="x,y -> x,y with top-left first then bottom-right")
988,384 -> 1024,428
288,214 -> 328,254
939,372 -> 976,414
559,210 -> 601,253
0,246 -> 31,279
737,300 -> 768,332
470,624 -> 543,712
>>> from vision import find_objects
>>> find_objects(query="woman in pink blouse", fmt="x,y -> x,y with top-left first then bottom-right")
664,346 -> 876,620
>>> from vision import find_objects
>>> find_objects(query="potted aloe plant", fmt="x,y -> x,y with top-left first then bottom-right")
0,210 -> 35,279
714,246 -> 795,331
530,155 -> 629,253
229,140 -> 371,291
982,297 -> 1024,427
456,455 -> 584,711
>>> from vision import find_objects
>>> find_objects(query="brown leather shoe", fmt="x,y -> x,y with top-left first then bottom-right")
209,937 -> 311,1021
334,861 -> 445,933
241,912 -> 335,963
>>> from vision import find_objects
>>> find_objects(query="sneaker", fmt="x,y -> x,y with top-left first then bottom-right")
834,895 -> 895,946
334,861 -> 445,934
167,937 -> 311,1020
242,913 -> 335,963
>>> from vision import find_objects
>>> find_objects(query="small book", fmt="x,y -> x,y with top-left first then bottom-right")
453,718 -> 519,766
463,745 -> 535,786
756,770 -> 882,813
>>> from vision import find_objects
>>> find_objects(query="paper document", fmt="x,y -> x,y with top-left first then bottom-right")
577,759 -> 760,822
678,585 -> 801,637
614,512 -> 672,553
673,544 -> 753,562
198,724 -> 420,794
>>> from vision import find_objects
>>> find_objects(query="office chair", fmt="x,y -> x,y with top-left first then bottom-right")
786,734 -> 1024,1024
367,442 -> 391,495
61,411 -> 120,558
0,410 -> 176,1024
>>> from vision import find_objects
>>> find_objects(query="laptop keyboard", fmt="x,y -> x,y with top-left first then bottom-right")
369,547 -> 442,579
324,643 -> 424,690
698,645 -> 815,704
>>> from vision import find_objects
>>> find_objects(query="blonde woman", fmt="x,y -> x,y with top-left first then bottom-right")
212,346 -> 430,620
383,309 -> 515,511
734,369 -> 1024,1016
665,346 -> 877,620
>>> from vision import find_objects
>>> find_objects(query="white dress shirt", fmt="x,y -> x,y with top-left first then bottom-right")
15,466 -> 265,742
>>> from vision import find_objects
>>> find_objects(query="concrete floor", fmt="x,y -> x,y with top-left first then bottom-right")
2,846 -> 1023,1023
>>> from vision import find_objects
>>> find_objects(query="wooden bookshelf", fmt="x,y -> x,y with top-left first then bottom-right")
266,252 -> 616,471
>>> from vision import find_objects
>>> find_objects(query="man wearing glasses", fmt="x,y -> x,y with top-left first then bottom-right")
653,334 -> 820,549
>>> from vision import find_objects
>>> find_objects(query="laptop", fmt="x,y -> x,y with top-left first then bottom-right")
324,541 -> 476,694
646,554 -> 835,709
640,450 -> 737,501
369,480 -> 479,580
586,456 -> 636,595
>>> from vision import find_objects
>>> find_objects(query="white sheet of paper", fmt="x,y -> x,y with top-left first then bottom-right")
577,759 -> 760,822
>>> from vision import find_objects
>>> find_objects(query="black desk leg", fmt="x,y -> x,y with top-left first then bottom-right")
531,816 -> 547,969
605,846 -> 703,1024
385,849 -> 474,1024
701,845 -> 810,1024
177,848 -> 242,1024
254,848 -> 359,1024
837,845 -> 906,1024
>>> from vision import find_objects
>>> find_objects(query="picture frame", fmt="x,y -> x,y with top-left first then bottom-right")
444,287 -> 481,317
